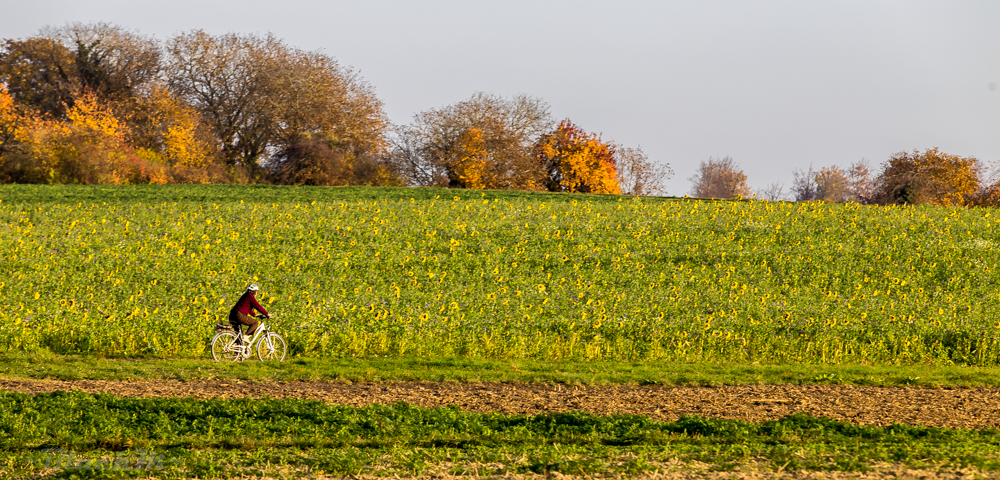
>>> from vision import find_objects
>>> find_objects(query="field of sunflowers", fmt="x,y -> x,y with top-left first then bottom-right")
2,184 -> 999,365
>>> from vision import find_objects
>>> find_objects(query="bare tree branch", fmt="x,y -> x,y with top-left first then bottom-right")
689,156 -> 750,198
616,145 -> 673,196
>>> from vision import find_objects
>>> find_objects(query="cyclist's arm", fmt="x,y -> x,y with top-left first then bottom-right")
249,294 -> 270,318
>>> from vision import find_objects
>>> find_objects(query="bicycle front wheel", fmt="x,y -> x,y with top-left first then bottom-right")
256,332 -> 287,362
211,331 -> 244,362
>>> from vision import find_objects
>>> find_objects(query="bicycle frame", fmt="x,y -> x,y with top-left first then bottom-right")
212,317 -> 285,362
257,324 -> 281,356
235,323 -> 268,356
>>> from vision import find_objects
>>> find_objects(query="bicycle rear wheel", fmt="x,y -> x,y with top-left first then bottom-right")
211,331 -> 244,362
256,332 -> 287,362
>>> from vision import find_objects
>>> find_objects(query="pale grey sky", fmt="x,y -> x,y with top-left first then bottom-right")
3,0 -> 999,195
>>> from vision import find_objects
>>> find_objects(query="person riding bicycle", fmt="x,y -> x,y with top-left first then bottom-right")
229,284 -> 270,344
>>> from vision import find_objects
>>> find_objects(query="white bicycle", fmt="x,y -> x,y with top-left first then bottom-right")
211,320 -> 287,362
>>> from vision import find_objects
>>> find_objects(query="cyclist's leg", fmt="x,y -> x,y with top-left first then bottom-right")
245,318 -> 260,337
228,309 -> 250,343
231,323 -> 244,344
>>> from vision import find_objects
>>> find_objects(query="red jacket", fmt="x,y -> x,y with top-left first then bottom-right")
233,291 -> 269,317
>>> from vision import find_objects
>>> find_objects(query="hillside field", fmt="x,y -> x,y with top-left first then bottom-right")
2,184 -> 1000,365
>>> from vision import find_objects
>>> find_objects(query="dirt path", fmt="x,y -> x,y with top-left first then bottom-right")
4,378 -> 1000,429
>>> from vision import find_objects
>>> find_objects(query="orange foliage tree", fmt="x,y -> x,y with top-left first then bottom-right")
876,148 -> 979,206
534,120 -> 620,194
0,85 -> 66,182
813,166 -> 851,202
4,92 -> 184,184
135,86 -> 220,172
2,23 -> 393,185
1,81 -> 225,183
19,92 -> 150,184
0,86 -> 26,157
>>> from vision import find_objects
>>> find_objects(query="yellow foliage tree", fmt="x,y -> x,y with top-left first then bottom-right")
534,120 -> 620,194
140,87 -> 217,169
65,92 -> 129,144
449,128 -> 490,189
31,92 -> 133,183
9,92 -> 175,184
814,166 -> 850,202
877,148 -> 979,206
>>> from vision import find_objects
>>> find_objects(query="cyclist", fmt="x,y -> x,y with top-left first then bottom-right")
229,284 -> 270,344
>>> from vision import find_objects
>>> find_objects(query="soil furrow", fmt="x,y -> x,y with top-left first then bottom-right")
4,378 -> 999,429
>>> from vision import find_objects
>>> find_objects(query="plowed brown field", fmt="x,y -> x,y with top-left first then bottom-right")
4,378 -> 1000,429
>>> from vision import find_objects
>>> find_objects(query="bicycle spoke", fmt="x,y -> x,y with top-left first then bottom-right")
256,332 -> 286,361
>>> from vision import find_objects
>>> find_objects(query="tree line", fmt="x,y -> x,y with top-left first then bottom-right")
3,23 -> 993,207
0,23 -> 672,195
689,148 -> 999,207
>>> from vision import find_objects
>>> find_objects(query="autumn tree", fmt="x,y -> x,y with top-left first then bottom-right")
166,30 -> 389,178
0,23 -> 162,120
814,166 -> 850,202
970,183 -> 1000,207
1,87 -> 225,184
1,24 -> 400,186
533,120 -> 619,194
6,92 -> 150,184
0,24 -> 231,183
392,93 -> 552,189
271,136 -> 346,186
165,31 -> 283,170
45,23 -> 178,156
875,148 -> 979,206
0,86 -> 25,157
266,49 -> 387,155
43,23 -> 162,105
791,166 -> 816,201
615,145 -> 673,196
792,160 -> 875,203
270,133 -> 401,187
846,160 -> 876,203
0,85 -> 42,181
135,86 -> 224,181
968,161 -> 1000,207
757,182 -> 786,201
689,156 -> 750,199
0,37 -> 79,118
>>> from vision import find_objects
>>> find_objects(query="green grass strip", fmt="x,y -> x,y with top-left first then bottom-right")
4,353 -> 1000,388
2,390 -> 1000,478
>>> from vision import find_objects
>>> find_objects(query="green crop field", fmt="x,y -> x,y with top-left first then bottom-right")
3,184 -> 1000,365
6,184 -> 1000,478
3,391 -> 999,478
